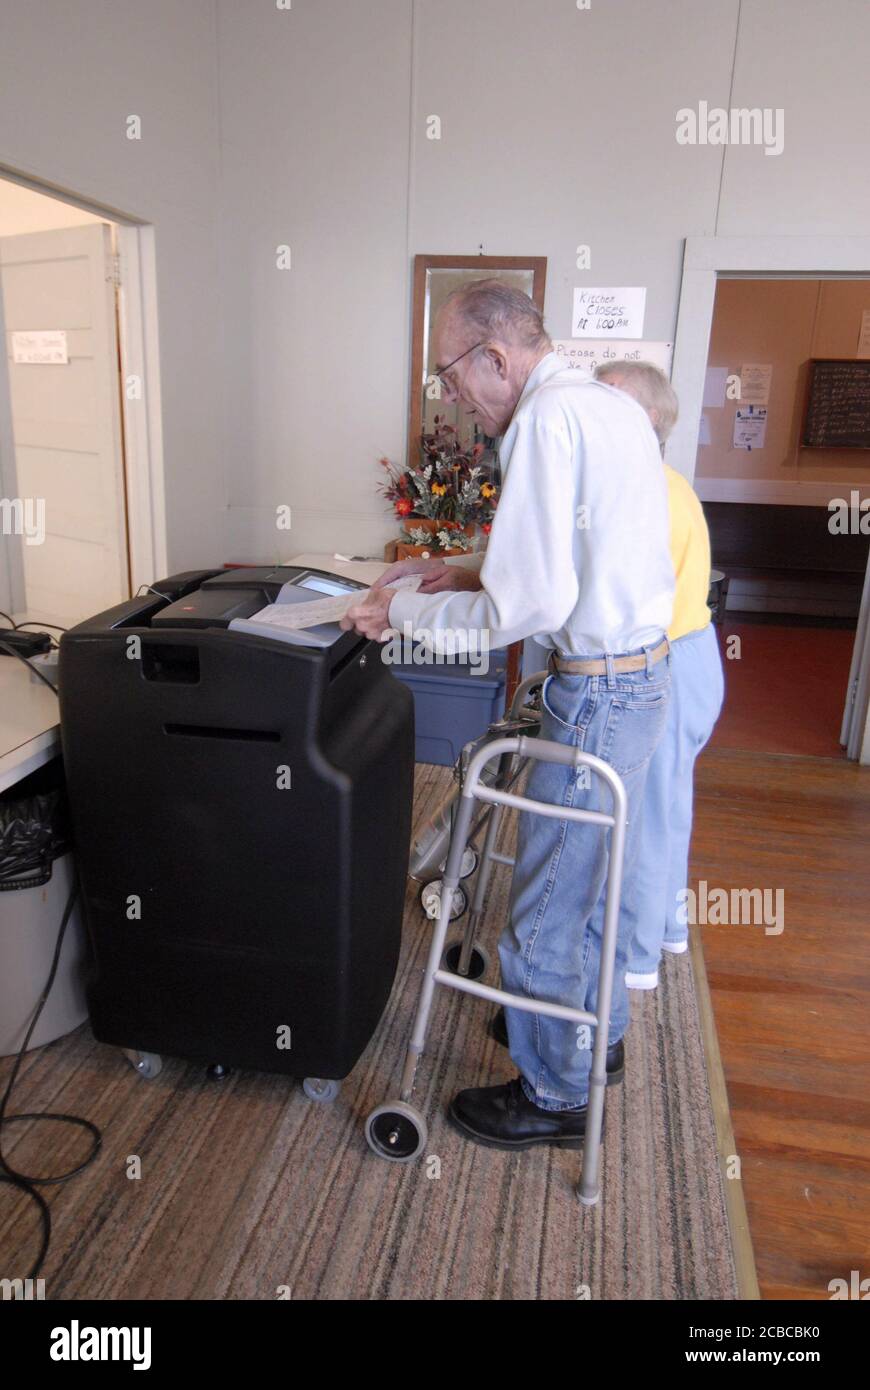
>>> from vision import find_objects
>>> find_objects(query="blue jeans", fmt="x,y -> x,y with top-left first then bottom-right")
623,623 -> 724,975
498,645 -> 671,1111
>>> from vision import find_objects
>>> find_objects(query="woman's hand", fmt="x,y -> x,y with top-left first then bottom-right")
373,557 -> 482,594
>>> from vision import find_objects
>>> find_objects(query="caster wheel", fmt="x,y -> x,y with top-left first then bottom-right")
439,847 -> 479,880
123,1048 -> 162,1080
443,940 -> 489,981
303,1077 -> 340,1103
420,879 -> 468,922
365,1101 -> 428,1162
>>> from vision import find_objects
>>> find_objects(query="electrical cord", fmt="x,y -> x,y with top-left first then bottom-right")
136,584 -> 173,603
0,879 -> 102,1280
0,637 -> 60,693
14,622 -> 66,637
0,616 -> 66,637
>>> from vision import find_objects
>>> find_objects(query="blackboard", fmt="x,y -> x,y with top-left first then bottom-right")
802,359 -> 870,450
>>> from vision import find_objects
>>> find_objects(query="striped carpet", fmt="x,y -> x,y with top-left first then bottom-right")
0,764 -> 738,1300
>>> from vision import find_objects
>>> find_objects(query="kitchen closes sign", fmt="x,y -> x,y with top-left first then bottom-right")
572,287 -> 646,339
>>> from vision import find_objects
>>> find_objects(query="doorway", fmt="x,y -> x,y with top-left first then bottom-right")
699,276 -> 869,758
0,172 -> 166,635
668,237 -> 870,763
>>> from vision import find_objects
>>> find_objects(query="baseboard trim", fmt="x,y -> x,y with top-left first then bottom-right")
689,928 -> 762,1301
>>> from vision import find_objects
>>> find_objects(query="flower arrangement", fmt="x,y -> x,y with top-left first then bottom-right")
378,418 -> 498,553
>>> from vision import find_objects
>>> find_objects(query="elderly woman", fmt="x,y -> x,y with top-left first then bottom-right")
593,360 -> 724,988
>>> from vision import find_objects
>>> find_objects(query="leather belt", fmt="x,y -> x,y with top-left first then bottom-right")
548,637 -> 670,677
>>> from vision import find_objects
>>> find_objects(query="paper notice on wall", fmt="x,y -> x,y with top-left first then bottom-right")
12,329 -> 68,364
857,310 -> 870,359
703,366 -> 728,408
739,363 -> 772,406
733,405 -> 768,450
571,287 -> 646,339
552,339 -> 672,374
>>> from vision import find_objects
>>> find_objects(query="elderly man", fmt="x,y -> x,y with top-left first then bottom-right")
343,281 -> 674,1149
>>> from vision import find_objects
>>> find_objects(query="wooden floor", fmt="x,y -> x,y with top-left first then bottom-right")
691,746 -> 870,1299
708,620 -> 854,759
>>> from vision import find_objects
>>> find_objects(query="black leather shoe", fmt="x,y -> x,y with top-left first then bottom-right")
449,1077 -> 594,1150
489,1008 -> 625,1085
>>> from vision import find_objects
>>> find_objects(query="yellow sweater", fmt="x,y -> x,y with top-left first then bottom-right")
666,466 -> 711,640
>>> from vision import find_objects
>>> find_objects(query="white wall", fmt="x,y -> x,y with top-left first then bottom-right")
4,0 -> 870,571
0,0 -> 223,576
217,0 -> 740,560
216,0 -> 413,562
214,0 -> 870,561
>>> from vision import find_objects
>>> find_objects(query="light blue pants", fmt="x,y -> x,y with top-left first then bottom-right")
623,622 -> 724,976
498,646 -> 671,1111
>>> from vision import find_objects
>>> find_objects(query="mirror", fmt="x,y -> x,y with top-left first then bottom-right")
408,255 -> 547,468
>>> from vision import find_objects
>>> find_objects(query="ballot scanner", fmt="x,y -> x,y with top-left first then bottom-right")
58,566 -> 415,1097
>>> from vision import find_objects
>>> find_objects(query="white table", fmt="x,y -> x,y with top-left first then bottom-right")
0,656 -> 61,793
288,552 -> 390,586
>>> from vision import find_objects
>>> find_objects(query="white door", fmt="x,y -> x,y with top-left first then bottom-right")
0,223 -> 129,627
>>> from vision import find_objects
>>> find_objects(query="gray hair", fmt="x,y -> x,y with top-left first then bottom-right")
594,360 -> 679,444
443,278 -> 551,353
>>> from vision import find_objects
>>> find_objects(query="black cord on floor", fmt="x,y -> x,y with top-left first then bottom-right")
0,879 -> 103,1280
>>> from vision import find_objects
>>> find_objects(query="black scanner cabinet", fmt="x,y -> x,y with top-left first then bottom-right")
58,566 -> 415,1093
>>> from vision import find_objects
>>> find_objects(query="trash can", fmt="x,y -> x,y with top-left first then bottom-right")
0,758 -> 89,1057
392,649 -> 508,766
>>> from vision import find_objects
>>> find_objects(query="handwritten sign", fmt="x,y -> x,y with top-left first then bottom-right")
572,287 -> 646,339
12,330 -> 69,364
553,339 -> 672,374
803,360 -> 870,449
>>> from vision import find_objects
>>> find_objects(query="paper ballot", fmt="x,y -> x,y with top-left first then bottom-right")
247,574 -> 423,632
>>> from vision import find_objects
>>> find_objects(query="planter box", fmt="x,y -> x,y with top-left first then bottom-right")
396,542 -> 471,560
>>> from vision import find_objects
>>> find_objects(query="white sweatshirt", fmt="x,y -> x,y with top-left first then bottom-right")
389,353 -> 675,657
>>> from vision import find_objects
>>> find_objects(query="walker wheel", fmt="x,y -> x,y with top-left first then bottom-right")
365,1101 -> 428,1162
443,941 -> 489,981
420,879 -> 468,922
122,1048 -> 162,1080
439,847 -> 479,880
303,1077 -> 340,1103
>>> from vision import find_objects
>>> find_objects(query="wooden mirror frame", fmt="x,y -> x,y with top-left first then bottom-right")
407,254 -> 548,470
406,255 -> 548,712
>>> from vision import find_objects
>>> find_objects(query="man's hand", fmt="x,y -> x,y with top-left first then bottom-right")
340,586 -> 395,640
373,556 -> 483,594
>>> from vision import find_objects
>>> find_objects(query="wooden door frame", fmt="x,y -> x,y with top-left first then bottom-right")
666,235 -> 870,764
0,164 -> 168,601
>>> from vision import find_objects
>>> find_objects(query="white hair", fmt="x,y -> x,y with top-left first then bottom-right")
443,279 -> 551,352
594,360 -> 679,444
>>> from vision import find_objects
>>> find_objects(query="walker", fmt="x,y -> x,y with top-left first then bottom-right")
365,673 -> 628,1204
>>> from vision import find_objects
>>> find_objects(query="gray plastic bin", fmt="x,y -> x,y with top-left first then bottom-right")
0,761 -> 89,1056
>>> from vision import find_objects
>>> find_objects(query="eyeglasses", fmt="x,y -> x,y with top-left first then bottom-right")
434,341 -> 484,401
